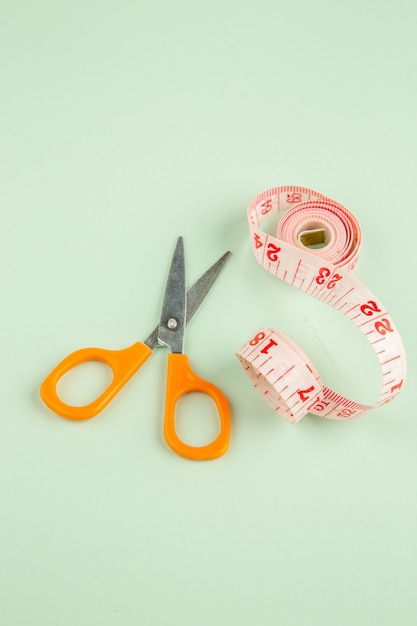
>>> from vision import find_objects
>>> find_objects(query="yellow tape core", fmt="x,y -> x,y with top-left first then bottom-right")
299,228 -> 326,248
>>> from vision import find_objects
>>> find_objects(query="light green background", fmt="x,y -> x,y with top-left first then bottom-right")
2,1 -> 416,625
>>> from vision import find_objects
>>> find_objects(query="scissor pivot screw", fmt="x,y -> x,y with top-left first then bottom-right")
167,317 -> 179,330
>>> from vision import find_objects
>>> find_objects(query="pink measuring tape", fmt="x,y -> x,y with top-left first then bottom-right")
235,186 -> 406,422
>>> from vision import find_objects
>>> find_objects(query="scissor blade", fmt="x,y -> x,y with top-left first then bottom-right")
157,236 -> 187,354
144,247 -> 231,350
185,251 -> 231,324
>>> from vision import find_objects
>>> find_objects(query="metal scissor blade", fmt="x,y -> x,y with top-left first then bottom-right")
157,236 -> 187,354
185,250 -> 231,324
144,247 -> 231,350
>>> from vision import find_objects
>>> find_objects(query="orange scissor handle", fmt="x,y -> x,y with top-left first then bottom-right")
40,342 -> 153,420
163,353 -> 231,460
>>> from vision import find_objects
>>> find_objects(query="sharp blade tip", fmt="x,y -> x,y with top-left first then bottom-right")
218,250 -> 232,262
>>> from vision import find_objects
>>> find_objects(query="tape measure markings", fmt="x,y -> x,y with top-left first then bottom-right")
236,186 -> 406,423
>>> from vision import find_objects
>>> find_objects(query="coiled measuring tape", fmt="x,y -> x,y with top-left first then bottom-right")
235,186 -> 406,423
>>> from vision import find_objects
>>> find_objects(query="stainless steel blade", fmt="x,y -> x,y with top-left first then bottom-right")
144,249 -> 231,350
157,236 -> 187,354
185,250 -> 231,323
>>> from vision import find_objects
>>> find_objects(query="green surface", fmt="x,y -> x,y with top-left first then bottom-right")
2,1 -> 416,625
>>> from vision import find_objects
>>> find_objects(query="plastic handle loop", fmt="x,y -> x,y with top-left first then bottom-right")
40,342 -> 153,420
163,353 -> 231,460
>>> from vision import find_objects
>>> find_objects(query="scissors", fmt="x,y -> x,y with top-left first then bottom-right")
40,237 -> 231,460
